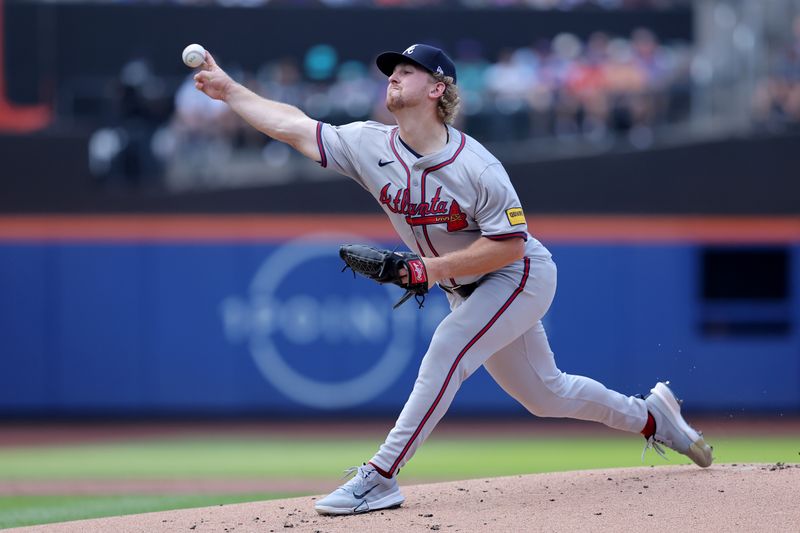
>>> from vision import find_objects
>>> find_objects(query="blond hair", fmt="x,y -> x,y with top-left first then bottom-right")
431,72 -> 461,125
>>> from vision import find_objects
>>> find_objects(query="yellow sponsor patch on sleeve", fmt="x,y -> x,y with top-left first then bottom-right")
505,207 -> 526,226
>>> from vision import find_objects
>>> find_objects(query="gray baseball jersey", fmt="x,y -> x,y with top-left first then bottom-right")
316,121 -> 551,288
315,120 -> 647,477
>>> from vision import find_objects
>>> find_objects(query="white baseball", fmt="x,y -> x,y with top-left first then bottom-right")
182,43 -> 206,68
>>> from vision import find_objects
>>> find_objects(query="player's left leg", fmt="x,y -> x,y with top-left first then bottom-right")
483,325 -> 713,466
483,322 -> 648,433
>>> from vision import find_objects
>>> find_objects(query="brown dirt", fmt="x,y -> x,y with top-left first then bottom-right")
8,463 -> 800,533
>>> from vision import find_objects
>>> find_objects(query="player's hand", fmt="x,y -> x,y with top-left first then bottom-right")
193,51 -> 234,101
399,258 -> 436,289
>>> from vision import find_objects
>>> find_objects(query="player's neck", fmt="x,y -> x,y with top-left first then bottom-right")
394,113 -> 448,156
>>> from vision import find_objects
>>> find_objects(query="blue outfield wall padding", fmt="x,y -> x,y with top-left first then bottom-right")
0,239 -> 798,415
0,245 -> 50,408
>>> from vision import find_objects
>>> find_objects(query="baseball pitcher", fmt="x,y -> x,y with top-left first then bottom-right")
193,43 -> 713,516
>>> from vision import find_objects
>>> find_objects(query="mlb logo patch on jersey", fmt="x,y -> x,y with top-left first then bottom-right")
506,208 -> 526,226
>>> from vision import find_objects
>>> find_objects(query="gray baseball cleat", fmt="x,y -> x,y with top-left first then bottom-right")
315,463 -> 405,515
643,381 -> 713,468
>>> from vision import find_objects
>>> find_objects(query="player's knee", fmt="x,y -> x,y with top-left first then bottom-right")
525,400 -> 572,419
541,371 -> 570,397
523,404 -> 551,417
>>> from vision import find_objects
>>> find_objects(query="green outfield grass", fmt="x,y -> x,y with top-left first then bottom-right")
0,435 -> 797,528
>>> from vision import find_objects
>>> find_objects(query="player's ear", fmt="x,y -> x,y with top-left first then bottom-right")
430,81 -> 446,98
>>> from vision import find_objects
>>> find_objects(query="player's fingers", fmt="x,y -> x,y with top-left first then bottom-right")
204,51 -> 218,69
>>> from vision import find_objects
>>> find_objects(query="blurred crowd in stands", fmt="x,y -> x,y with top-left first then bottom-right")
752,15 -> 800,131
89,10 -> 800,191
92,28 -> 694,189
107,0 -> 688,9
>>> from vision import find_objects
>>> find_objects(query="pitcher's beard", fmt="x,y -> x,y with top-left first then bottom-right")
386,93 -> 405,113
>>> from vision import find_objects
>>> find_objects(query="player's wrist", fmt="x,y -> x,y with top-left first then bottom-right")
420,257 -> 440,288
220,78 -> 244,103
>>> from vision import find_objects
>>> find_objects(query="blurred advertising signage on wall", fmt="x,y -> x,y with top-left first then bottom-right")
220,235 -> 447,409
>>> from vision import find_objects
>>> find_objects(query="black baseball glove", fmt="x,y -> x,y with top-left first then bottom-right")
339,244 -> 429,308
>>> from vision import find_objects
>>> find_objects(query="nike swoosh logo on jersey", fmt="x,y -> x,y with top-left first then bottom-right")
353,484 -> 379,499
378,159 -> 395,167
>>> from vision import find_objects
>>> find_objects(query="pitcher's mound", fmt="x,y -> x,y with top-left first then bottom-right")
12,463 -> 800,532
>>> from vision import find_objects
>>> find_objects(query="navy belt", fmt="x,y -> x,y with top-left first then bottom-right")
440,282 -> 479,299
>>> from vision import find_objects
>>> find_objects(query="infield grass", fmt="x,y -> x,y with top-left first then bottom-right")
0,434 -> 797,528
0,435 -> 796,480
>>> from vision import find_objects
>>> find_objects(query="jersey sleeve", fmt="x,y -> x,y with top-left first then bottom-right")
316,121 -> 365,183
474,163 -> 529,241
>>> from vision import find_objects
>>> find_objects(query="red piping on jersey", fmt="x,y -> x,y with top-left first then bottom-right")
420,130 -> 467,198
390,128 -> 427,256
486,231 -> 529,241
316,122 -> 327,168
419,130 -> 467,286
388,256 -> 531,476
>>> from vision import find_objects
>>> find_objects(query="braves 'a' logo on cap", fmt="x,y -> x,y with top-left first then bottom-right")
436,66 -> 444,75
404,45 -> 417,55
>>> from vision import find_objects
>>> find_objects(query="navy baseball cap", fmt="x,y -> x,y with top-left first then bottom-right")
376,44 -> 457,84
